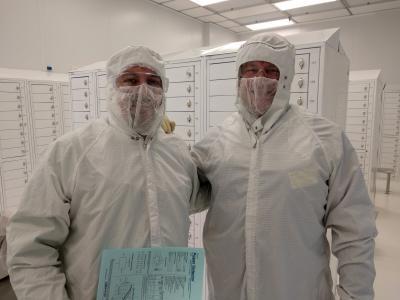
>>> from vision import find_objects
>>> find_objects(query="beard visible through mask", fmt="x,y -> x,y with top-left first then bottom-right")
113,84 -> 164,135
239,77 -> 278,117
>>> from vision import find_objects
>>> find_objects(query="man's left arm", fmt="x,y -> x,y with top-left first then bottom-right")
325,132 -> 377,300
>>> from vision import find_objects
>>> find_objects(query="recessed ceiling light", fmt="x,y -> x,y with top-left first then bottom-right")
190,0 -> 229,6
274,0 -> 337,11
246,18 -> 295,31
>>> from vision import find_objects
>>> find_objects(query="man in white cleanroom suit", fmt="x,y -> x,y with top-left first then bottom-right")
7,46 -> 198,299
192,33 -> 377,300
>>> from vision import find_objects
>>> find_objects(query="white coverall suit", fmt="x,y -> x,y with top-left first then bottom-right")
192,33 -> 377,300
6,46 -> 198,299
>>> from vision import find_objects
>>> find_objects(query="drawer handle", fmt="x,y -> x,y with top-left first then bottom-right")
18,114 -> 22,118
49,87 -> 53,92
187,115 -> 192,123
16,86 -> 20,91
52,113 -> 55,117
187,129 -> 192,137
362,120 -> 366,124
363,104 -> 366,107
364,95 -> 367,99
84,102 -> 89,109
53,130 -> 56,134
187,100 -> 192,108
17,95 -> 21,100
186,70 -> 192,78
21,140 -> 24,145
297,97 -> 303,106
188,144 -> 192,151
85,114 -> 89,120
364,87 -> 368,91
17,104 -> 22,109
50,96 -> 54,100
52,121 -> 56,125
84,91 -> 88,97
51,105 -> 55,109
84,80 -> 88,86
20,131 -> 24,136
363,112 -> 366,115
298,58 -> 304,69
187,85 -> 192,94
297,78 -> 304,88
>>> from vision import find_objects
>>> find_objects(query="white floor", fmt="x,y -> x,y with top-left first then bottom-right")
373,175 -> 400,299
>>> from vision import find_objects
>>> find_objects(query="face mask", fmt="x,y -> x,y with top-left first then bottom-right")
239,77 -> 278,117
110,84 -> 164,136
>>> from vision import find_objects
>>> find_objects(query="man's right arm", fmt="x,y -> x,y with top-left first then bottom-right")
7,142 -> 74,300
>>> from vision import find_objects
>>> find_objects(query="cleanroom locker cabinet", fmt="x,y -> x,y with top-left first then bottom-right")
381,84 -> 400,174
164,28 -> 350,132
0,68 -> 69,216
346,70 -> 384,200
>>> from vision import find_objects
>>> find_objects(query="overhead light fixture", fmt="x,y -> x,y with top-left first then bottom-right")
246,18 -> 295,31
190,0 -> 229,6
273,0 -> 337,11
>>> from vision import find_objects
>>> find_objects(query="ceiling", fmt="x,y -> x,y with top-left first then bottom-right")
149,0 -> 400,33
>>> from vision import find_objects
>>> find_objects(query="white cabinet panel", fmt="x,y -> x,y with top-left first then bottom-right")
71,77 -> 89,89
33,110 -> 55,120
34,119 -> 57,129
166,82 -> 195,98
31,93 -> 54,103
295,54 -> 310,74
209,62 -> 236,80
347,109 -> 368,117
0,92 -> 21,101
209,96 -> 236,112
209,79 -> 237,96
0,129 -> 24,140
73,112 -> 91,123
166,66 -> 195,82
291,74 -> 308,93
0,110 -> 22,120
99,100 -> 107,112
71,89 -> 89,100
348,84 -> 369,93
0,120 -> 23,130
33,102 -> 55,111
97,87 -> 107,100
347,101 -> 368,109
289,93 -> 308,108
347,93 -> 368,101
166,97 -> 194,112
97,74 -> 107,87
167,112 -> 194,126
174,126 -> 195,141
35,127 -> 57,136
0,82 -> 21,92
31,84 -> 53,94
72,101 -> 90,111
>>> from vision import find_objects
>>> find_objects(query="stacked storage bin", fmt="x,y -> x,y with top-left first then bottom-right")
381,84 -> 400,174
345,70 -> 384,200
0,68 -> 69,216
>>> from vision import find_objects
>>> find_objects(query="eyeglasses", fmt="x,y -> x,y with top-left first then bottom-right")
116,72 -> 163,89
240,66 -> 280,79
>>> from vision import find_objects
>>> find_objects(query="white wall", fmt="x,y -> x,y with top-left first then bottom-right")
239,9 -> 400,85
0,0 -> 238,73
